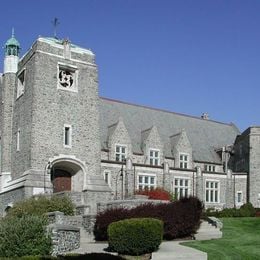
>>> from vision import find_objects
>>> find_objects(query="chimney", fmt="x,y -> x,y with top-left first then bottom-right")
201,113 -> 209,120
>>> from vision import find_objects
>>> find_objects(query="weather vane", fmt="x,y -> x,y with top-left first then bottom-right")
52,18 -> 59,39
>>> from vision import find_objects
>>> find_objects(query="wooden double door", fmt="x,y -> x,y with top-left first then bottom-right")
52,169 -> 71,193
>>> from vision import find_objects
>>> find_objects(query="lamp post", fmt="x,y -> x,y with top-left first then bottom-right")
114,159 -> 129,200
44,161 -> 52,193
121,163 -> 124,200
115,163 -> 124,200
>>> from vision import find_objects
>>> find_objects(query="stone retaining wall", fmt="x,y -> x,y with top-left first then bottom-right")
46,199 -> 168,254
97,198 -> 167,212
47,212 -> 81,256
48,224 -> 80,256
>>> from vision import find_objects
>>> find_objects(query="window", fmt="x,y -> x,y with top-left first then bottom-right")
205,181 -> 219,203
204,165 -> 216,172
57,63 -> 78,92
237,191 -> 243,205
174,178 -> 189,199
149,149 -> 160,166
17,69 -> 25,98
103,171 -> 111,187
115,145 -> 126,162
179,154 -> 188,169
16,128 -> 20,151
138,174 -> 156,190
64,125 -> 72,147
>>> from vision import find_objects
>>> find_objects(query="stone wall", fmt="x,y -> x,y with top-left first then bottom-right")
249,127 -> 260,207
48,224 -> 80,256
47,211 -> 80,256
1,73 -> 16,174
0,187 -> 25,215
97,198 -> 167,212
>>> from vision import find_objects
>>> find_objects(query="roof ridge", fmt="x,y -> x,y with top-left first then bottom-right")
141,126 -> 153,133
100,96 -> 236,127
169,132 -> 181,138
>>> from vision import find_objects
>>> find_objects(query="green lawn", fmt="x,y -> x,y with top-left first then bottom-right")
183,218 -> 260,260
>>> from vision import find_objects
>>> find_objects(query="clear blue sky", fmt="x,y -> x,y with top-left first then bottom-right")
1,0 -> 259,132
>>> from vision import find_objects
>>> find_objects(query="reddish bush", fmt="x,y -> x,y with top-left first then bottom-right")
94,196 -> 203,241
255,208 -> 260,217
94,207 -> 130,241
135,188 -> 172,201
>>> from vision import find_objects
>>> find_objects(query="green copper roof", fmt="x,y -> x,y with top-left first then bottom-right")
5,29 -> 20,47
5,36 -> 20,47
5,29 -> 20,56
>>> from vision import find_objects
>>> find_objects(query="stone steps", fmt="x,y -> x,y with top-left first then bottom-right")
195,220 -> 222,241
69,227 -> 95,254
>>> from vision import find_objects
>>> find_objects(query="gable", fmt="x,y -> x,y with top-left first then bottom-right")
99,97 -> 240,163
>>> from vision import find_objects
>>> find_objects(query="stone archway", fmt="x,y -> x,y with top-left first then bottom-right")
51,169 -> 71,193
48,156 -> 87,193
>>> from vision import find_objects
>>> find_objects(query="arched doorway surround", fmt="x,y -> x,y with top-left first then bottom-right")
48,156 -> 87,193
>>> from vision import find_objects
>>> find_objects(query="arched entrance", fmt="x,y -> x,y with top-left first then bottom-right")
48,156 -> 87,193
51,169 -> 71,193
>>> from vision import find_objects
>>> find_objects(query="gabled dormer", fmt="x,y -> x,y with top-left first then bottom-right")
170,129 -> 193,169
141,126 -> 163,166
107,117 -> 132,161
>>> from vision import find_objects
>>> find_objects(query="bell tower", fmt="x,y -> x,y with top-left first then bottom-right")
4,29 -> 20,73
0,30 -> 20,190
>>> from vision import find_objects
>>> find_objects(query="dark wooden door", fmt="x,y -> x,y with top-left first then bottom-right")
52,169 -> 71,193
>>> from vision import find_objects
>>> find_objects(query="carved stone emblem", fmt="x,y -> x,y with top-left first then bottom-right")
59,70 -> 74,88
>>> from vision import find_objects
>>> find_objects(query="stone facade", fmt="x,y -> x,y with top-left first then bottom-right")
232,127 -> 260,207
0,35 -> 259,214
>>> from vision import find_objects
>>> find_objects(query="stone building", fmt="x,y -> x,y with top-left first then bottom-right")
0,34 -> 259,215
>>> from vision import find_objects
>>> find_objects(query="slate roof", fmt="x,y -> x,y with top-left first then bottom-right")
99,97 -> 240,164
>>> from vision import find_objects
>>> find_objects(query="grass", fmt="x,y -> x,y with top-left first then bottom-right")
183,217 -> 260,260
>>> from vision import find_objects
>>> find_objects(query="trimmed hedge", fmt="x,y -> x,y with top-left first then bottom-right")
0,215 -> 52,257
108,218 -> 163,256
94,196 -> 203,241
206,203 -> 256,218
7,195 -> 75,218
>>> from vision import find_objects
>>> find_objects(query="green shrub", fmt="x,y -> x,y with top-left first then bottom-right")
7,195 -> 75,217
239,203 -> 256,217
0,215 -> 52,257
108,218 -> 163,256
205,203 -> 256,218
20,257 -> 42,260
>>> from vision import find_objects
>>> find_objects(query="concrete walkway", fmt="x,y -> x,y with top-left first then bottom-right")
72,240 -> 207,259
70,220 -> 223,259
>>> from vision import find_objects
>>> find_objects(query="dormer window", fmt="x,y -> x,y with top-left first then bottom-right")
179,153 -> 188,169
149,149 -> 160,166
204,164 -> 216,172
115,145 -> 126,162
